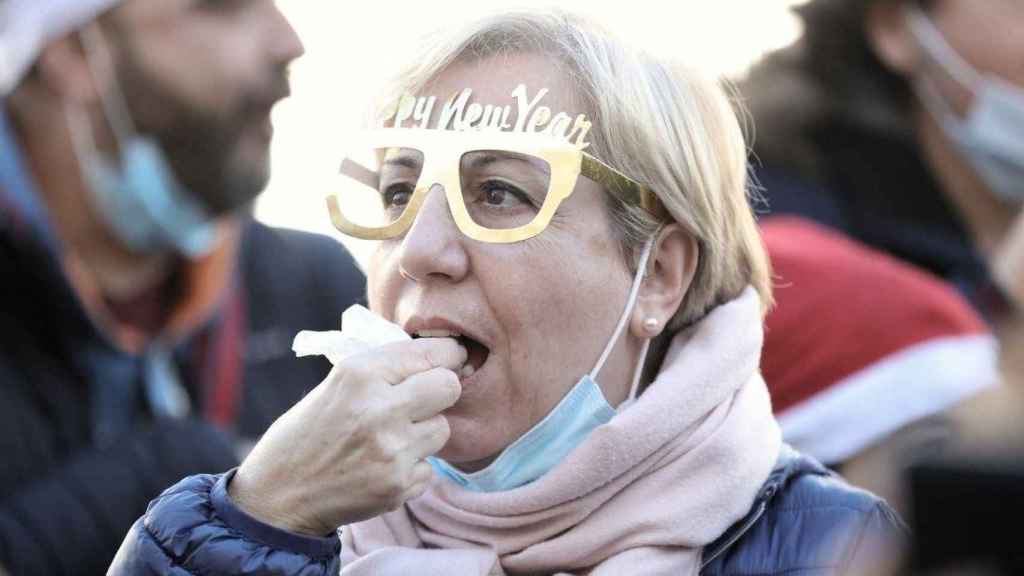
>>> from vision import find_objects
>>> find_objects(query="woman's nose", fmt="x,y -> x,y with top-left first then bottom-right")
397,185 -> 469,283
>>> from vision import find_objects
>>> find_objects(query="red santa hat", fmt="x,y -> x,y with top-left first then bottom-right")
761,217 -> 999,464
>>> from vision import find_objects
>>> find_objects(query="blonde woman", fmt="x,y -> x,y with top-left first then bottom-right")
112,10 -> 903,575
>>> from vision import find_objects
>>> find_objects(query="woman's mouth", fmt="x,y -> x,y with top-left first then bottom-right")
411,330 -> 490,380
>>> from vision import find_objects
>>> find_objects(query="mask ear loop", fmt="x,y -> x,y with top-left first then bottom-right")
903,4 -> 981,94
903,4 -> 986,135
589,232 -> 659,403
64,97 -> 100,168
78,23 -> 137,152
625,332 -> 651,403
63,24 -> 138,225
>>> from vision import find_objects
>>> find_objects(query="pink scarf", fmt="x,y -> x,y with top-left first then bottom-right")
340,288 -> 782,575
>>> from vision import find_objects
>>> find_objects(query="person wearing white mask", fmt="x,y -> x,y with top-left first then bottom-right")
740,0 -> 1023,534
875,0 -> 1024,268
745,0 -> 1024,317
0,1 -> 365,574
112,10 -> 904,576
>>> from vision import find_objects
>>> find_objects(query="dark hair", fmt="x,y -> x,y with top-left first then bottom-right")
742,0 -> 934,177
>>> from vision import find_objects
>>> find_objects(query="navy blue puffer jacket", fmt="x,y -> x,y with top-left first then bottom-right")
109,446 -> 904,575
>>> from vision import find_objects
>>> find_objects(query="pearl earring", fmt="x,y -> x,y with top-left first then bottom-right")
643,318 -> 660,333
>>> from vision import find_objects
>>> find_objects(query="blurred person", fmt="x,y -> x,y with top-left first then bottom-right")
111,10 -> 903,576
743,0 -> 1024,317
0,0 -> 365,574
744,4 -> 1023,569
900,210 -> 1024,576
947,210 -> 1024,454
760,217 -> 999,514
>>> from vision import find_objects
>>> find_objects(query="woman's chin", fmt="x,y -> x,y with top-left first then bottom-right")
436,414 -> 504,468
437,361 -> 516,467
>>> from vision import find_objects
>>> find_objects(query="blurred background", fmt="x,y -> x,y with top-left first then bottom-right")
8,1 -> 1024,569
7,0 -> 1024,572
257,0 -> 809,268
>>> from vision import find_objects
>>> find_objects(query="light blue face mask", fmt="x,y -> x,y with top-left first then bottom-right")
905,5 -> 1024,205
429,237 -> 657,492
66,25 -> 216,257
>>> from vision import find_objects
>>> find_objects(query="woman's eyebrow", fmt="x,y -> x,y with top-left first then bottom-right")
382,154 -> 423,171
464,152 -> 552,176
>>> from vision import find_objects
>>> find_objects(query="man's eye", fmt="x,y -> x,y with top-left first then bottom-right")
196,0 -> 246,12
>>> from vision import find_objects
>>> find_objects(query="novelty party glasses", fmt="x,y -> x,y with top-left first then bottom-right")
326,128 -> 664,243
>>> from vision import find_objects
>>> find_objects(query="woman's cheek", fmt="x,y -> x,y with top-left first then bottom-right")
367,244 -> 399,312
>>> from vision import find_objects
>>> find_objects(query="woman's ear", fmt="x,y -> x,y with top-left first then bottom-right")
630,224 -> 699,339
865,0 -> 920,75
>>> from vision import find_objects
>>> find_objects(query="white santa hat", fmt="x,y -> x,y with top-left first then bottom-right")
0,0 -> 121,95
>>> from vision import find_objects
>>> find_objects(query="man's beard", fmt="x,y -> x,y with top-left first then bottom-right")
114,43 -> 289,217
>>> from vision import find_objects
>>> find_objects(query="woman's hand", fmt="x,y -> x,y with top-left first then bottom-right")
228,338 -> 466,536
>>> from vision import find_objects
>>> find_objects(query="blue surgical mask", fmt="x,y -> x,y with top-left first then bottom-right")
429,374 -> 616,492
905,5 -> 1024,205
429,237 -> 657,492
73,132 -> 216,257
66,24 -> 216,257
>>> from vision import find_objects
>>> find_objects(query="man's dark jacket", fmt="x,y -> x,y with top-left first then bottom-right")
0,213 -> 366,575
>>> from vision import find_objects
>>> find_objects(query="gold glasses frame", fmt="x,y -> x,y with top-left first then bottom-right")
326,128 -> 664,244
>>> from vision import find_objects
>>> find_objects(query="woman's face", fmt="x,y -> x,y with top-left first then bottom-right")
926,0 -> 1024,114
367,53 -> 642,469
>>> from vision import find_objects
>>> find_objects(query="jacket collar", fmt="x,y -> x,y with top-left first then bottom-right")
0,103 -> 59,248
701,445 -> 828,568
63,220 -> 241,353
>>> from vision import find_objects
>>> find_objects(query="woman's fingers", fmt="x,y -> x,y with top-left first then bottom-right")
401,367 -> 462,422
399,460 -> 436,503
342,338 -> 467,387
228,338 -> 466,532
408,415 -> 451,459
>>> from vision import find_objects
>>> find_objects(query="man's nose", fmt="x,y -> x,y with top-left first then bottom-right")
264,1 -> 305,65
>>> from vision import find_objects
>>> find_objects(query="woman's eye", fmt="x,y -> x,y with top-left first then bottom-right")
479,181 -> 533,209
484,186 -> 508,206
382,183 -> 413,208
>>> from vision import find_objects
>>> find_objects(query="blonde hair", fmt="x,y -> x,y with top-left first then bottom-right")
380,10 -> 772,329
